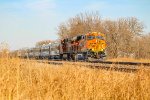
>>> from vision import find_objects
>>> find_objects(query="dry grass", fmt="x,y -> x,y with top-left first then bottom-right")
107,57 -> 150,63
0,58 -> 150,100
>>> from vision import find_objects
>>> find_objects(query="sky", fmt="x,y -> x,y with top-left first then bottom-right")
0,0 -> 150,50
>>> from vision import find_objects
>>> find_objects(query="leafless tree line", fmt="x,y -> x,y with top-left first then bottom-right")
35,40 -> 52,47
57,12 -> 150,59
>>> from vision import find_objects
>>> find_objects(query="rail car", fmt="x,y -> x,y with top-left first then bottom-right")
17,32 -> 106,61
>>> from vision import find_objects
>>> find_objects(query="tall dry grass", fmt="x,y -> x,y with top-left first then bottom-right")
0,58 -> 150,100
107,57 -> 150,63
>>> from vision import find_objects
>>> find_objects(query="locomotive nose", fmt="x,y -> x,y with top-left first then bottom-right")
96,40 -> 106,52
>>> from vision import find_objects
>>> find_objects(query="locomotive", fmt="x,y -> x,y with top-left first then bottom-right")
17,32 -> 106,61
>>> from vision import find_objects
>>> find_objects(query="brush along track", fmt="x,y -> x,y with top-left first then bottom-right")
27,59 -> 150,72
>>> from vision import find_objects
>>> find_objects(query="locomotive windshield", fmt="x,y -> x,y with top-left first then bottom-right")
97,36 -> 104,40
87,35 -> 95,40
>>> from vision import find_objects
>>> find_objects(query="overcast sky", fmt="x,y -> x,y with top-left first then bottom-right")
0,0 -> 150,50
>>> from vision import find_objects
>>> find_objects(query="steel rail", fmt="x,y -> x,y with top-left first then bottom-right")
25,58 -> 150,66
31,59 -> 150,73
87,61 -> 150,66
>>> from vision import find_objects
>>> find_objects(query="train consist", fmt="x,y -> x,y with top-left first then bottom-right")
17,32 -> 106,60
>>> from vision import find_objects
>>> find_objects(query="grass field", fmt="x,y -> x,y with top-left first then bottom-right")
107,57 -> 150,63
0,58 -> 150,100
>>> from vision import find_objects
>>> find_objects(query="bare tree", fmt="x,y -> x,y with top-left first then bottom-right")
57,12 -> 104,39
103,17 -> 143,58
134,33 -> 150,59
57,23 -> 70,39
0,42 -> 10,58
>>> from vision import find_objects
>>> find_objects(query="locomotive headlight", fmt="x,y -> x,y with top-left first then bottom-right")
101,43 -> 105,49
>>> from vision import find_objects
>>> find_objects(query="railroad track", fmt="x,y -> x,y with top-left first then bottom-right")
30,59 -> 150,73
88,60 -> 150,66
